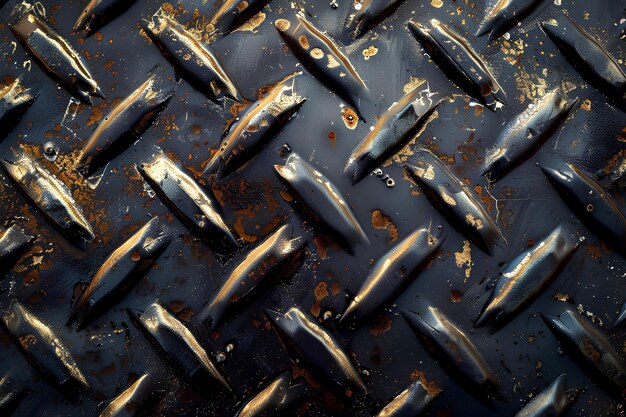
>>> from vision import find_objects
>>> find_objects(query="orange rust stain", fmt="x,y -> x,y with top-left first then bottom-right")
313,235 -> 338,260
298,34 -> 310,49
328,131 -> 336,147
234,215 -> 258,243
369,315 -> 392,336
311,281 -> 329,317
86,109 -> 103,130
279,189 -> 294,202
341,107 -> 358,130
410,369 -> 442,396
371,210 -> 398,243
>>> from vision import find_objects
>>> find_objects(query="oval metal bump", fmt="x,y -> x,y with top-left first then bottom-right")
99,373 -> 162,417
345,86 -> 442,185
405,149 -> 501,255
205,74 -> 306,180
1,155 -> 95,245
265,307 -> 368,394
403,296 -> 499,397
0,375 -> 27,417
614,301 -> 626,329
0,224 -> 34,275
341,225 -> 445,327
475,224 -> 579,329
1,301 -> 89,397
74,0 -> 139,36
408,19 -> 505,111
138,154 -> 238,254
142,15 -> 241,103
275,13 -> 369,120
78,66 -> 175,178
10,13 -> 103,105
514,374 -> 580,417
349,0 -> 407,39
483,89 -> 578,183
0,78 -> 37,142
541,309 -> 626,398
199,224 -> 307,330
541,13 -> 626,111
274,153 -> 369,255
375,379 -> 439,417
477,0 -> 544,42
210,0 -> 272,34
130,300 -> 231,391
68,217 -> 171,331
541,159 -> 626,257
233,370 -> 307,417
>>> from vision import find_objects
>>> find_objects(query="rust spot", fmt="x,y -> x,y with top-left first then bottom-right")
580,99 -> 592,111
298,34 -> 309,49
553,292 -> 572,303
314,235 -> 338,260
310,281 -> 329,317
450,289 -> 463,303
328,131 -> 336,146
341,107 -> 359,130
410,369 -> 442,396
275,19 -> 290,32
582,336 -> 601,363
369,315 -> 392,336
371,210 -> 398,243
86,106 -> 103,126
480,82 -> 492,97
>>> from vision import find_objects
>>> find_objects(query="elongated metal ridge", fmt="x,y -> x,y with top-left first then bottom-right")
210,0 -> 272,34
0,78 -> 37,142
205,74 -> 305,179
541,159 -> 626,257
11,13 -> 103,105
345,86 -> 442,184
99,373 -> 163,417
138,154 -> 238,253
1,154 -> 95,244
2,301 -> 89,398
348,0 -> 407,39
78,66 -> 174,177
483,89 -> 577,182
274,153 -> 369,254
477,0 -> 544,42
404,295 -> 499,397
375,379 -> 440,417
199,223 -> 307,330
475,224 -> 578,328
542,309 -> 626,398
142,14 -> 241,102
341,225 -> 444,326
541,13 -> 626,111
130,300 -> 231,391
408,19 -> 505,110
405,149 -> 501,255
233,370 -> 307,417
69,217 -> 171,331
275,13 -> 369,120
74,0 -> 139,36
514,374 -> 580,417
0,224 -> 34,274
265,307 -> 368,394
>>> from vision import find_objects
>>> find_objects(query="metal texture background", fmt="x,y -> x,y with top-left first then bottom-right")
0,0 -> 625,416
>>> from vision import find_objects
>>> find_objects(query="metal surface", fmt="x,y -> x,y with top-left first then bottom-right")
0,0 -> 625,416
